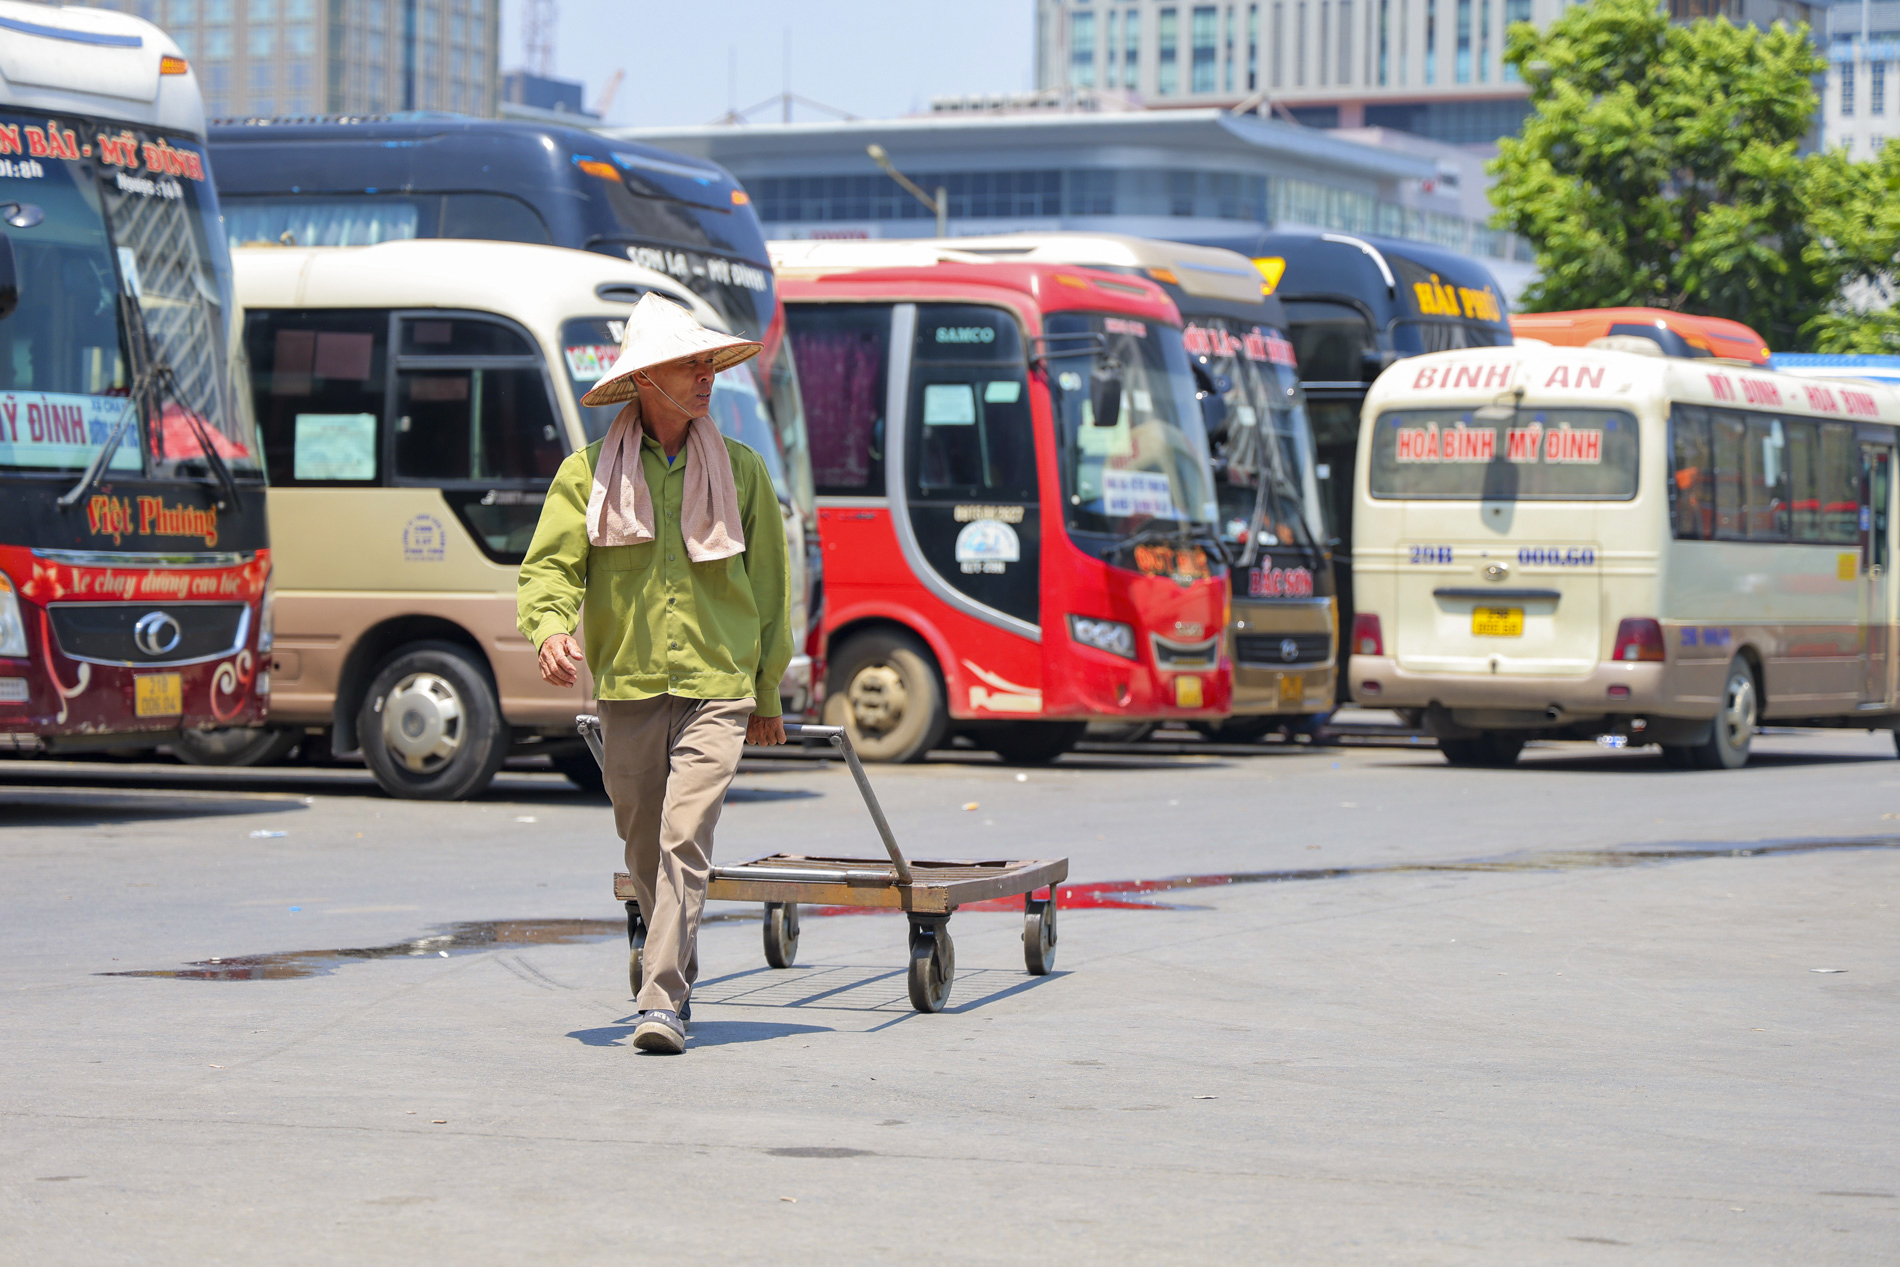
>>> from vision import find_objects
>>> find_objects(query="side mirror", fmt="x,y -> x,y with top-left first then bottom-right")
0,234 -> 16,322
1089,364 -> 1123,428
1192,360 -> 1231,441
1361,348 -> 1397,383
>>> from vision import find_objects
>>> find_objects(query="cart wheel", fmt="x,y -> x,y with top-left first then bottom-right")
763,901 -> 801,969
1024,889 -> 1058,975
625,900 -> 647,999
907,921 -> 955,1013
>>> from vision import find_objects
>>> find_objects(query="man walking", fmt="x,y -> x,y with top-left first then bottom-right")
518,293 -> 793,1054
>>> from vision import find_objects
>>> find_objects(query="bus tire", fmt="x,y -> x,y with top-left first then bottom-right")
358,641 -> 508,800
823,630 -> 947,763
1691,657 -> 1757,770
987,721 -> 1087,765
1439,734 -> 1523,767
1193,716 -> 1279,743
172,725 -> 301,767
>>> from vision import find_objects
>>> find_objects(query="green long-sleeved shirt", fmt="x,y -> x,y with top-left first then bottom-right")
516,430 -> 794,717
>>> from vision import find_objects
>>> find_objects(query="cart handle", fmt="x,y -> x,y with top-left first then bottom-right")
574,715 -> 913,887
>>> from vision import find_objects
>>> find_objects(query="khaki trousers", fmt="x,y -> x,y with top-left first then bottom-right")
599,694 -> 754,1013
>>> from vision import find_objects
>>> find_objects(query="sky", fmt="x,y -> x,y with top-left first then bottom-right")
501,0 -> 1038,128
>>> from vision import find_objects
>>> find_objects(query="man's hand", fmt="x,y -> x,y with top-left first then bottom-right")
537,633 -> 582,687
746,714 -> 787,746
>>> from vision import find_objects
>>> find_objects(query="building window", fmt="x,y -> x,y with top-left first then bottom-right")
288,23 -> 313,54
205,26 -> 232,58
1159,7 -> 1179,93
1124,7 -> 1141,88
1072,10 -> 1097,88
1456,0 -> 1471,81
1272,1 -> 1284,87
1339,0 -> 1352,82
1248,3 -> 1259,88
169,0 -> 197,22
1190,7 -> 1217,93
1319,0 -> 1330,85
1479,0 -> 1490,81
1378,0 -> 1389,84
1425,0 -> 1436,84
285,0 -> 311,16
1843,60 -> 1856,117
1398,0 -> 1408,85
1874,60 -> 1887,115
1106,10 -> 1119,83
1296,1 -> 1307,86
247,25 -> 274,56
246,0 -> 273,19
1502,0 -> 1529,81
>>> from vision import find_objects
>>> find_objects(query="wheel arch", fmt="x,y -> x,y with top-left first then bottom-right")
1735,642 -> 1768,713
332,615 -> 495,754
825,612 -> 955,700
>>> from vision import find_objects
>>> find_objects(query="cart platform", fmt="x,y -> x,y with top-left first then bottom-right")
581,717 -> 1068,1012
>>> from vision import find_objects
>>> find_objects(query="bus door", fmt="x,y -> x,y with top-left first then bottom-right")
1861,440 -> 1893,705
901,306 -> 1042,640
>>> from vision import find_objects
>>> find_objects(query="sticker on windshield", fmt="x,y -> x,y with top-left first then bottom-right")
564,345 -> 619,382
1101,469 -> 1176,518
1103,318 -> 1147,338
955,519 -> 1020,574
0,392 -> 140,473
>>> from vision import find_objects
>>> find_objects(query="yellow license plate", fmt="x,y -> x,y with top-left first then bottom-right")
1471,607 -> 1524,637
1277,672 -> 1303,704
135,672 -> 182,717
1174,675 -> 1204,708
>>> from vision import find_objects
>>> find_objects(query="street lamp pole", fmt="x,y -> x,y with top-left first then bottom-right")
867,144 -> 948,239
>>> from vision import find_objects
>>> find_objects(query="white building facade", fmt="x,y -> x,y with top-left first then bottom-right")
1824,0 -> 1900,156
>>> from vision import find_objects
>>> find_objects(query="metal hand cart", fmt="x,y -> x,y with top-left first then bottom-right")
578,716 -> 1066,1012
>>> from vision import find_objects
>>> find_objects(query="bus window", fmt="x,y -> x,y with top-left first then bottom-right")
247,310 -> 390,486
785,304 -> 891,497
402,316 -> 537,358
393,368 -> 565,485
1672,406 -> 1858,545
439,194 -> 553,245
1368,407 -> 1639,500
225,193 -> 550,249
1283,301 -> 1372,382
1390,320 -> 1514,356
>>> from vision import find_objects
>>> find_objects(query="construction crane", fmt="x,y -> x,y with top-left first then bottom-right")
523,0 -> 556,77
592,69 -> 624,119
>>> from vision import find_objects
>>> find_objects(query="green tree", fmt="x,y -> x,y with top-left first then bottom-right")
1490,0 -> 1830,349
1803,143 -> 1900,352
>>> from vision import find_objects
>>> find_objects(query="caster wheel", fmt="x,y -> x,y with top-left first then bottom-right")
907,921 -> 955,1013
1024,888 -> 1058,976
763,901 -> 801,969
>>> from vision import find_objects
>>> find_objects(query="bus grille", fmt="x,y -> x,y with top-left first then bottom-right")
47,603 -> 249,667
1150,634 -> 1221,670
1235,632 -> 1332,666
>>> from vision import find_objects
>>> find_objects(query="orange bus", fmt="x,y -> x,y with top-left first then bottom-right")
1509,308 -> 1770,365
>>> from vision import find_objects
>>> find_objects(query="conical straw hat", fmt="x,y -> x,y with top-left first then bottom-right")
580,291 -> 763,407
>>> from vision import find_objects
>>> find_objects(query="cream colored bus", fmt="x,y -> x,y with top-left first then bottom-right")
206,240 -> 809,798
1349,342 -> 1900,769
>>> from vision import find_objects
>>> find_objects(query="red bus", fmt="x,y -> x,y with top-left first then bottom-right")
0,8 -> 269,758
782,261 -> 1232,764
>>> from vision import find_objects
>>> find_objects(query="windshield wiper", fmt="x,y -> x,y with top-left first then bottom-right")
60,291 -> 240,511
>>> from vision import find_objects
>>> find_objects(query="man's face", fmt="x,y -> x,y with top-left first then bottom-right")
637,352 -> 717,417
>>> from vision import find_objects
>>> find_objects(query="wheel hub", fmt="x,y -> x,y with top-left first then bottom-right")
1721,672 -> 1757,747
845,663 -> 908,736
381,672 -> 465,772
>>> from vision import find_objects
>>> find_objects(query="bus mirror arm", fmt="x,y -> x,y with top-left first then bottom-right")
1360,348 -> 1397,382
0,233 -> 15,322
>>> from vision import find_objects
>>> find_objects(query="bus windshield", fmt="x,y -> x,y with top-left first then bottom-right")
0,111 -> 259,478
1046,313 -> 1219,537
1184,319 -> 1324,555
561,316 -> 790,501
1368,407 -> 1641,500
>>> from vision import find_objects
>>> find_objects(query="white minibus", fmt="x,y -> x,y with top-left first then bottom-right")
1350,343 -> 1900,768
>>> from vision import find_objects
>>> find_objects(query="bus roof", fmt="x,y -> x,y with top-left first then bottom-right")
780,260 -> 1182,324
1368,342 -> 1900,425
1509,307 -> 1770,365
0,0 -> 203,134
233,238 -> 724,338
1247,230 -> 1511,333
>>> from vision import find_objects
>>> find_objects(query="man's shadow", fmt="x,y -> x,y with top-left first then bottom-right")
567,1017 -> 832,1049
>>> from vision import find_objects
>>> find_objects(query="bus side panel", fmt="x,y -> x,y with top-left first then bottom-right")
818,503 -> 1040,721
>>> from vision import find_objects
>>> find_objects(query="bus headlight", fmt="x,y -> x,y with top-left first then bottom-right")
0,575 -> 27,658
1068,615 -> 1136,659
257,574 -> 275,655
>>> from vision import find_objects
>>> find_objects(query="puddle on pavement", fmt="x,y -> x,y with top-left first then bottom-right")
103,836 -> 1899,979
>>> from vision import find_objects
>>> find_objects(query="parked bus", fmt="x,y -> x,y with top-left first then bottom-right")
204,117 -> 820,643
0,2 -> 270,756
228,239 -> 810,798
1511,308 -> 1771,365
1249,231 -> 1512,697
775,258 -> 1231,763
1349,343 -> 1900,768
1772,353 -> 1900,385
900,233 -> 1335,739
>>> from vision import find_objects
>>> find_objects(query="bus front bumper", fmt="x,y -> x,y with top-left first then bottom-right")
1348,656 -> 1707,733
